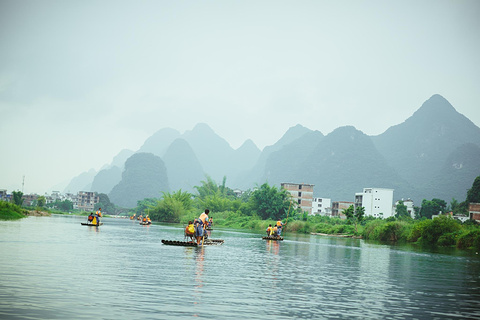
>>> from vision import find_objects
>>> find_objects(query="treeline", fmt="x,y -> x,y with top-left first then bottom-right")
131,176 -> 296,224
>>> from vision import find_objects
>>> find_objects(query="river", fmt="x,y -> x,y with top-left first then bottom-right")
1,215 -> 479,319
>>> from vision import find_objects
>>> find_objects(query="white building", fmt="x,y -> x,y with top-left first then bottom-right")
311,197 -> 332,216
355,188 -> 394,218
395,199 -> 415,219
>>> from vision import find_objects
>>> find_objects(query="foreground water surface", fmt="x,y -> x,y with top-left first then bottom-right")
1,215 -> 479,319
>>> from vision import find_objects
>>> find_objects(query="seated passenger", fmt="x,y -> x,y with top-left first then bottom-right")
266,224 -> 272,236
185,221 -> 195,242
87,213 -> 94,222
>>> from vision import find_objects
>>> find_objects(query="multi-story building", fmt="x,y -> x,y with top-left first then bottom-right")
23,194 -> 39,206
395,198 -> 415,219
469,203 -> 480,223
312,197 -> 332,216
355,188 -> 394,218
331,201 -> 354,219
76,191 -> 99,212
281,183 -> 314,215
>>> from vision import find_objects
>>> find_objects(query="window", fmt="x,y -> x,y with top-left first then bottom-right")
299,185 -> 302,189
298,199 -> 301,204
318,204 -> 322,207
298,192 -> 302,197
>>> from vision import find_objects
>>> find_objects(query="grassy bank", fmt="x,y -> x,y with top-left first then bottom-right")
182,211 -> 480,252
0,202 -> 28,220
363,215 -> 480,251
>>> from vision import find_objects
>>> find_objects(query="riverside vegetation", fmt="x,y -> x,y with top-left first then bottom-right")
3,176 -> 480,252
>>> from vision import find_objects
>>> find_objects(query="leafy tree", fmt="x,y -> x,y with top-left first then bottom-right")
36,196 -> 46,208
12,191 -> 23,206
135,198 -> 158,215
150,197 -> 184,223
344,205 -> 365,233
450,198 -> 459,214
58,200 -> 73,212
194,175 -> 222,199
95,193 -> 115,215
466,176 -> 480,203
419,198 -> 447,219
168,190 -> 194,211
249,183 -> 291,220
395,200 -> 410,219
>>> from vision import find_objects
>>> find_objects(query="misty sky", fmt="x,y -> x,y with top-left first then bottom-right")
1,0 -> 479,194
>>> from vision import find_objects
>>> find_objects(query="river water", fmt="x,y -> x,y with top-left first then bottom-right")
1,215 -> 479,320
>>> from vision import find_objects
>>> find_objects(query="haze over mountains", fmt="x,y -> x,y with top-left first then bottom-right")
63,94 -> 480,208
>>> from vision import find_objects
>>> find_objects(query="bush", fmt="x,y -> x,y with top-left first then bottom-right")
0,201 -> 26,220
437,232 -> 458,247
457,229 -> 480,251
420,216 -> 461,245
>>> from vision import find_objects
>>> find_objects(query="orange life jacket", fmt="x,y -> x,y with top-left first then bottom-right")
199,213 -> 208,225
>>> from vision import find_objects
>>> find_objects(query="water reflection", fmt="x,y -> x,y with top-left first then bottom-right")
1,216 -> 479,320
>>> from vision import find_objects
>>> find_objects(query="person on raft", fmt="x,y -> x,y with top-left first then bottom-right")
276,220 -> 284,236
87,213 -> 94,224
95,208 -> 102,225
195,209 -> 210,245
266,224 -> 272,236
185,221 -> 195,242
270,225 -> 279,237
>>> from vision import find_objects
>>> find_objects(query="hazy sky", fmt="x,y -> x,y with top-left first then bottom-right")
1,0 -> 479,194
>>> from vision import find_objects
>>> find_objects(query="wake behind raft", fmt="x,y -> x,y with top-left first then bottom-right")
161,239 -> 224,247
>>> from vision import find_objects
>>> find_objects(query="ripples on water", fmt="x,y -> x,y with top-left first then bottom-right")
1,215 -> 479,319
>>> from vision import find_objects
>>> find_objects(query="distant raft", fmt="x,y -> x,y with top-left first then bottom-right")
139,222 -> 151,225
161,239 -> 224,246
81,222 -> 103,226
262,236 -> 283,241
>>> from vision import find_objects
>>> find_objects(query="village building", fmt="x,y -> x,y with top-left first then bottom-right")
311,197 -> 332,216
76,191 -> 99,212
281,183 -> 314,215
355,188 -> 394,218
331,201 -> 354,219
469,203 -> 480,223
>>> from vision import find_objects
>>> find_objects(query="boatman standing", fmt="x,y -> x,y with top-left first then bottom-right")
196,209 -> 209,244
95,207 -> 102,225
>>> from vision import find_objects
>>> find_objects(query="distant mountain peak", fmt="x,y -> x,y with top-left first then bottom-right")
237,139 -> 259,151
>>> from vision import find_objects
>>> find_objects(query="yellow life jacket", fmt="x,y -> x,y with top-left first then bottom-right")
92,217 -> 97,225
187,224 -> 195,234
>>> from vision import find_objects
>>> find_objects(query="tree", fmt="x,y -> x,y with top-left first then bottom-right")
466,176 -> 480,204
249,183 -> 291,220
58,200 -> 73,212
150,197 -> 184,223
95,193 -> 115,215
395,200 -> 410,219
136,198 -> 159,215
344,205 -> 364,234
36,196 -> 46,208
12,191 -> 23,206
419,198 -> 447,219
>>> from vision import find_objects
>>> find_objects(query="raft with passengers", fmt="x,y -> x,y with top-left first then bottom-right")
82,208 -> 103,226
262,220 -> 286,241
161,209 -> 224,246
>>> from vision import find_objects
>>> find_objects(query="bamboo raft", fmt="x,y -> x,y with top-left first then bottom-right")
81,222 -> 103,226
262,236 -> 283,241
161,239 -> 224,246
